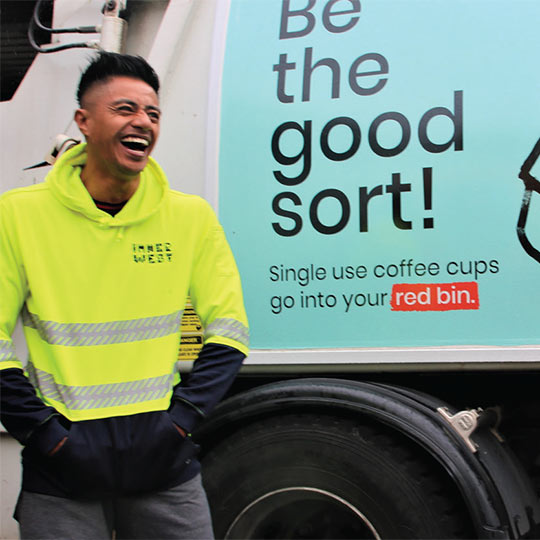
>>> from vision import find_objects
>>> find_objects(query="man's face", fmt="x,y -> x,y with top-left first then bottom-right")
75,76 -> 160,179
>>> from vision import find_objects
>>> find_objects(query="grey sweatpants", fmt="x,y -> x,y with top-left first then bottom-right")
16,474 -> 214,540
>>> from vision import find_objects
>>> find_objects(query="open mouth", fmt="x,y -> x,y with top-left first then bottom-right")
120,136 -> 150,153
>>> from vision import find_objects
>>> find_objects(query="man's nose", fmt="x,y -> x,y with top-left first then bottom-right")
131,109 -> 153,129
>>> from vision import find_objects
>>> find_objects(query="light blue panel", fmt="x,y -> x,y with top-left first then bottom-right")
219,0 -> 540,348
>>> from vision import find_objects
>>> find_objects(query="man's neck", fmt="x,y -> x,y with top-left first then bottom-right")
80,164 -> 139,204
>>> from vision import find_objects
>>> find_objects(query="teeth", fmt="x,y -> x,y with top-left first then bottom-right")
121,136 -> 149,146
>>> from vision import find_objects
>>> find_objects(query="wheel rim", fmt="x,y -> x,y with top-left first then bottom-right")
224,486 -> 381,540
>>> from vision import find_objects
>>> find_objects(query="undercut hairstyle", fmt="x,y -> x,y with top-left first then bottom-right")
77,52 -> 160,106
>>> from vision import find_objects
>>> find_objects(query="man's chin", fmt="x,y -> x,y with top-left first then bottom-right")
116,159 -> 148,179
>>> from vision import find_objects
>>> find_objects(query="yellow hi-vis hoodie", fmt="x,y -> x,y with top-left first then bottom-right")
0,143 -> 249,423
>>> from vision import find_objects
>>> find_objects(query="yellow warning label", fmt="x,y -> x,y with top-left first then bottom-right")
178,298 -> 204,361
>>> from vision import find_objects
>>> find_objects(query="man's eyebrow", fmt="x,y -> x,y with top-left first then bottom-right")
111,99 -> 161,114
111,99 -> 137,107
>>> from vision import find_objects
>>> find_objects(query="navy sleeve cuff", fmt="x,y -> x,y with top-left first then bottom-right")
169,344 -> 244,433
168,399 -> 204,434
28,415 -> 70,455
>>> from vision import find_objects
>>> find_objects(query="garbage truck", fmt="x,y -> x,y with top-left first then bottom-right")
1,1 -> 539,538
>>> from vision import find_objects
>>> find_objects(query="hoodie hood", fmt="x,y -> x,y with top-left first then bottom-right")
46,143 -> 168,227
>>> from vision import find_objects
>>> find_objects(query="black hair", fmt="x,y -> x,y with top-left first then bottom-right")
77,52 -> 160,106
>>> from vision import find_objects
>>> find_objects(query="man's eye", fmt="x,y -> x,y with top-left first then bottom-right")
148,111 -> 160,121
116,106 -> 135,114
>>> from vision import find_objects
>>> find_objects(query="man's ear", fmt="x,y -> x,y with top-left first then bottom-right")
74,108 -> 90,137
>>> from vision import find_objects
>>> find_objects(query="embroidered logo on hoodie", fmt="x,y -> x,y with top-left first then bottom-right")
133,242 -> 173,263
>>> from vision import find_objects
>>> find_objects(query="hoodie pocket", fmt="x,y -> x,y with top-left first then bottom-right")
119,411 -> 199,495
49,421 -> 116,497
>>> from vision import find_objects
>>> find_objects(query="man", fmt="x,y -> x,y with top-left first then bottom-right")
0,52 -> 249,539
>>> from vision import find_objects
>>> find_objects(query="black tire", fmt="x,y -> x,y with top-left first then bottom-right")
201,413 -> 474,539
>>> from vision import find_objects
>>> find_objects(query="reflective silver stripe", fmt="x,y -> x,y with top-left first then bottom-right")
0,340 -> 18,363
26,362 -> 174,410
22,306 -> 183,347
204,318 -> 249,348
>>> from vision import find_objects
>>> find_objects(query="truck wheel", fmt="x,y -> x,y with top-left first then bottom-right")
201,413 -> 474,539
